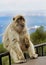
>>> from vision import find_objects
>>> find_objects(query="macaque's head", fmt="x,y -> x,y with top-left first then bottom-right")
13,15 -> 25,33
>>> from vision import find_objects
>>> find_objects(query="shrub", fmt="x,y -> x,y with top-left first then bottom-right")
0,43 -> 7,53
30,26 -> 46,45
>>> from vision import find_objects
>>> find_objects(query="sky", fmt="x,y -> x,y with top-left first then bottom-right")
0,0 -> 46,16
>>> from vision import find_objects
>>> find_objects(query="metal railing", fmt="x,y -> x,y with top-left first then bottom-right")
35,43 -> 46,56
0,43 -> 46,65
0,52 -> 11,65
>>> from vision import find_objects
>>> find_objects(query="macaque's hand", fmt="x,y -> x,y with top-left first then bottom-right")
23,36 -> 30,49
25,44 -> 30,49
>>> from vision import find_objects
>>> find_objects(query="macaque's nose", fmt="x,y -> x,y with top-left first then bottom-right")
21,24 -> 25,27
20,20 -> 25,27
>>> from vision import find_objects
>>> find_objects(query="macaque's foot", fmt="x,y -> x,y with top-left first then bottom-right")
30,54 -> 38,59
15,59 -> 26,64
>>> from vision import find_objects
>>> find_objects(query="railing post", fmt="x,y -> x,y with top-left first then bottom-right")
0,57 -> 2,65
41,46 -> 43,56
9,53 -> 11,65
36,47 -> 39,54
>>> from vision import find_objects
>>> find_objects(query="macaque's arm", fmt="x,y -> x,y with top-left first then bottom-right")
23,30 -> 30,48
8,28 -> 19,45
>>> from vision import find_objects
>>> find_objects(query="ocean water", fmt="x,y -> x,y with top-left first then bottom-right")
0,16 -> 46,43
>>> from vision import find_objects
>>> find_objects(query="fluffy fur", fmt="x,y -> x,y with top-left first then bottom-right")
2,15 -> 38,63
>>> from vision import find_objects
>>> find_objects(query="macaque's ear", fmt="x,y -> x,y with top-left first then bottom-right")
13,17 -> 15,20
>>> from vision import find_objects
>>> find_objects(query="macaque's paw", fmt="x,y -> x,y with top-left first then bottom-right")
30,54 -> 38,59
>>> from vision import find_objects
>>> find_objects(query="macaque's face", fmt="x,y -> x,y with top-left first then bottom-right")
13,16 -> 25,33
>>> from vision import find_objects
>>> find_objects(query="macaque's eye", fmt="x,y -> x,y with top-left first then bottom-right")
13,17 -> 15,20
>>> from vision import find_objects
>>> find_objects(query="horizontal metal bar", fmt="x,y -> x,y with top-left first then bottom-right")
34,43 -> 46,48
0,52 -> 9,57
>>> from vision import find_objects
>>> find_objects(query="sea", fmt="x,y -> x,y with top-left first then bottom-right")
0,15 -> 46,43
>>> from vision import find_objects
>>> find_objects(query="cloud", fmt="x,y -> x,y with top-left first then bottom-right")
0,0 -> 46,16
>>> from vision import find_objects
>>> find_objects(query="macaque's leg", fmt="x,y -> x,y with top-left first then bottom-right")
10,48 -> 19,63
28,41 -> 38,58
10,43 -> 26,63
10,48 -> 26,63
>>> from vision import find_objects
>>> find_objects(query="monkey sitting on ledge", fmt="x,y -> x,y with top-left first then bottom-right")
2,15 -> 38,63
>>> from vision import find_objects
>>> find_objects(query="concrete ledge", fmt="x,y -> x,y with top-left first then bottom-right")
12,56 -> 46,65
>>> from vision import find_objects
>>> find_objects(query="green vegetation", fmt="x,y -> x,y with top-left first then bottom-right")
0,43 -> 7,53
30,26 -> 46,45
2,56 -> 9,65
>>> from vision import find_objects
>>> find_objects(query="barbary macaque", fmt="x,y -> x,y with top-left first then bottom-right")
2,15 -> 38,63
